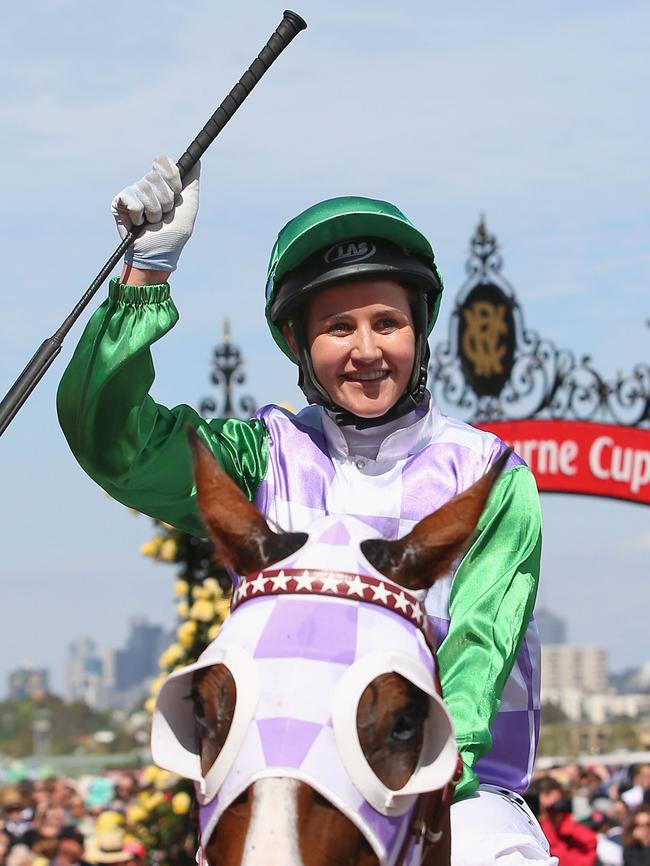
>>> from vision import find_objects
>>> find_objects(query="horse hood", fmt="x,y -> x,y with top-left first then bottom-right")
152,515 -> 457,864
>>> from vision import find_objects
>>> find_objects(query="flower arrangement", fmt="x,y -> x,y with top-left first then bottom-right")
135,520 -> 232,864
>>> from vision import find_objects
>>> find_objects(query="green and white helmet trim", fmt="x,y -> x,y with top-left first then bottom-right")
265,195 -> 443,361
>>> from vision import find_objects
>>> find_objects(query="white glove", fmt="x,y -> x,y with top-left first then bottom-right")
111,155 -> 200,272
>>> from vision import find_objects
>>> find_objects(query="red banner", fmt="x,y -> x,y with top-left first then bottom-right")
475,419 -> 650,506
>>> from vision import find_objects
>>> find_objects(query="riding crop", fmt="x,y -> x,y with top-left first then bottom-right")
0,9 -> 307,439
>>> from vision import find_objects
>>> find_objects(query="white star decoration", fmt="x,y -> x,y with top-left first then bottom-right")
393,591 -> 409,613
371,581 -> 390,604
345,575 -> 366,598
294,570 -> 314,590
235,569 -> 428,639
248,573 -> 268,594
320,572 -> 342,592
270,570 -> 289,590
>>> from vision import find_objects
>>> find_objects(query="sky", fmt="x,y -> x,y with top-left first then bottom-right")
0,0 -> 648,694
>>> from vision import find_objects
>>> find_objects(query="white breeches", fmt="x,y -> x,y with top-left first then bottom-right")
450,786 -> 558,866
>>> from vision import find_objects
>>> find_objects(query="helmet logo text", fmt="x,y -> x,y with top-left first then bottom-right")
324,241 -> 377,265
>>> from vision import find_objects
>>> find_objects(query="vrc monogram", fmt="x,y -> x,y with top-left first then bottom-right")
462,301 -> 508,377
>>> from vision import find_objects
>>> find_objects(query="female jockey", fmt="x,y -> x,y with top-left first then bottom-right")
57,157 -> 554,866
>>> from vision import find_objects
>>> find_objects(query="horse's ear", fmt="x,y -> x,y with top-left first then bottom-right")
187,427 -> 307,575
361,449 -> 512,591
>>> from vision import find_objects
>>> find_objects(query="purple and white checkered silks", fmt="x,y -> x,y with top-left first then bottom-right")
254,397 -> 541,793
152,515 -> 458,866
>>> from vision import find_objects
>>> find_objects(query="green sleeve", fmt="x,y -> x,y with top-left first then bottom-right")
437,464 -> 541,801
57,278 -> 269,536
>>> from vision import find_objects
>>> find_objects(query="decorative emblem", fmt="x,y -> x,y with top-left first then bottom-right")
459,282 -> 515,396
429,217 -> 649,427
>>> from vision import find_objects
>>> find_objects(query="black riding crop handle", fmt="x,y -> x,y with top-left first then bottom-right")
0,9 -> 307,439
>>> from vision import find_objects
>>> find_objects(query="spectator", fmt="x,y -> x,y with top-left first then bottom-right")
0,828 -> 12,866
623,767 -> 650,811
587,798 -> 624,866
623,805 -> 650,866
5,846 -> 36,866
1,792 -> 30,841
51,827 -> 91,866
539,776 -> 598,866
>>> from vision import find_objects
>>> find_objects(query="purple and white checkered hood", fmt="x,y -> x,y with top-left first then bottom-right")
152,515 -> 457,865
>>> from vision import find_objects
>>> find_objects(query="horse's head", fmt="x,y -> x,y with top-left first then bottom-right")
151,430 -> 508,866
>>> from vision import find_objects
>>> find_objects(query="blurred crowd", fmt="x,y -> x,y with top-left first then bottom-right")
0,769 -> 192,866
527,762 -> 650,866
1,761 -> 649,865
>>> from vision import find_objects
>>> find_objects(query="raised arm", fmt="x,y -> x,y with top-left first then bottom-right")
57,158 -> 269,535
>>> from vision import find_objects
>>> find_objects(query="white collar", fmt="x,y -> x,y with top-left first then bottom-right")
319,392 -> 442,461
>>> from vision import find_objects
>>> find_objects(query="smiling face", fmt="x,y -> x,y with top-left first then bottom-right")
286,279 -> 416,419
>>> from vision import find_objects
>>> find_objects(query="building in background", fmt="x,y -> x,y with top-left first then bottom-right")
65,637 -> 109,708
114,618 -> 168,693
542,645 -> 608,694
64,620 -> 172,710
8,666 -> 50,700
535,607 -> 567,645
540,645 -> 650,723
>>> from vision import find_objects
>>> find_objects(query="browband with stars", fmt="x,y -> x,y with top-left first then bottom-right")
231,568 -> 435,649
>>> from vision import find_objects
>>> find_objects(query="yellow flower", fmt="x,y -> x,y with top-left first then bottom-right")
145,791 -> 164,811
160,538 -> 178,561
174,579 -> 189,597
149,675 -> 167,697
190,599 -> 215,623
159,643 -> 184,670
171,791 -> 192,815
207,623 -> 220,642
177,620 -> 197,649
202,578 -> 220,595
96,811 -> 125,831
176,601 -> 189,618
126,804 -> 147,825
140,536 -> 163,558
215,598 -> 231,621
153,769 -> 174,790
142,765 -> 160,785
191,585 -> 210,600
144,696 -> 156,715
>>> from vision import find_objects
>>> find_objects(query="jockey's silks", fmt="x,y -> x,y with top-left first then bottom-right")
57,278 -> 542,801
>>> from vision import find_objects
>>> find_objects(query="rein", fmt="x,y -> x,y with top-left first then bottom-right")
398,754 -> 463,866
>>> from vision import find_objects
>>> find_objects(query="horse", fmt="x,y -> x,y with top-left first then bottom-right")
151,429 -> 508,866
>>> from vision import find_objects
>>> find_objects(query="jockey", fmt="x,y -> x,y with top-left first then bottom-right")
57,157 -> 554,866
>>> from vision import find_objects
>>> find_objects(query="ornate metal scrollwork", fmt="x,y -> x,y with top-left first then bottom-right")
429,218 -> 650,428
199,319 -> 257,420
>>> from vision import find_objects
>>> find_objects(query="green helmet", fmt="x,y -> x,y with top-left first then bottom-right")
265,195 -> 443,421
266,195 -> 443,360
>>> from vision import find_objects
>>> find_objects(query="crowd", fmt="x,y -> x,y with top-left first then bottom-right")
1,761 -> 649,865
527,762 -> 650,866
0,769 -> 193,866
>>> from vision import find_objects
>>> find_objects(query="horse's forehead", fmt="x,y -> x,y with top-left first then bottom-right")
266,515 -> 383,576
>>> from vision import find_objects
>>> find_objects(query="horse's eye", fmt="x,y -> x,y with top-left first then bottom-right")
192,699 -> 209,731
389,704 -> 426,744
